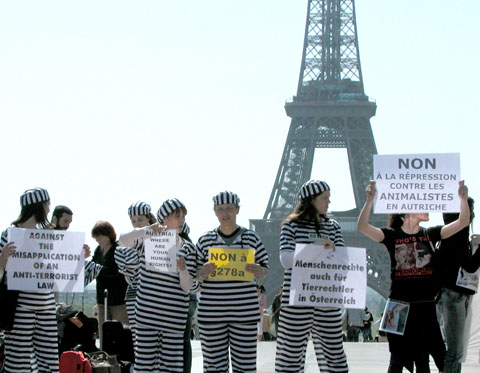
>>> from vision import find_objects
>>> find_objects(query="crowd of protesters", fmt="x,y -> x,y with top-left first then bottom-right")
0,179 -> 478,372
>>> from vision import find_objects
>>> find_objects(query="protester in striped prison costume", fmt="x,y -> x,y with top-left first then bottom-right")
122,198 -> 196,372
0,188 -> 61,373
117,214 -> 196,372
115,201 -> 156,346
275,180 -> 349,373
195,191 -> 269,373
117,210 -> 196,372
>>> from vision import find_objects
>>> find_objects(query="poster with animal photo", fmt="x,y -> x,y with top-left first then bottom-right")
379,299 -> 410,336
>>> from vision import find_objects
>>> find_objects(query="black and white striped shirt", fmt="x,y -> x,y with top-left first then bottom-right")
280,218 -> 345,306
134,237 -> 197,334
194,227 -> 269,324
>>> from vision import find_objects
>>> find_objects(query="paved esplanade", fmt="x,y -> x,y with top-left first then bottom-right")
190,341 -> 480,373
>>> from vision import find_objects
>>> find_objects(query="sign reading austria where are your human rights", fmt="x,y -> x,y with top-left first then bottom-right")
373,153 -> 460,213
6,228 -> 85,292
143,229 -> 178,273
290,244 -> 366,308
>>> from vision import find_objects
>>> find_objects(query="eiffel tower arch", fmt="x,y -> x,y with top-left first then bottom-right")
250,0 -> 390,303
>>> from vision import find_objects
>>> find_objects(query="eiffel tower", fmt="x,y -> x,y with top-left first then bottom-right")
250,0 -> 389,302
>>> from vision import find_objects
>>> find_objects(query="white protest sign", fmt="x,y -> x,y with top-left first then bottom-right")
373,153 -> 460,213
6,228 -> 85,292
143,229 -> 178,272
289,244 -> 366,309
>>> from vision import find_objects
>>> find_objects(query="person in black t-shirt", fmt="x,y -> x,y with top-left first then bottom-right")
357,180 -> 470,373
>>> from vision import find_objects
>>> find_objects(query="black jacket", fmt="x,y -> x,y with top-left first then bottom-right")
92,241 -> 128,306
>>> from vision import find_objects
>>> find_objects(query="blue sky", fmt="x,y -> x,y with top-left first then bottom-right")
1,0 -> 479,245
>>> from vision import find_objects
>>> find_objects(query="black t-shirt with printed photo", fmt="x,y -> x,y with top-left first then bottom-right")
381,226 -> 442,303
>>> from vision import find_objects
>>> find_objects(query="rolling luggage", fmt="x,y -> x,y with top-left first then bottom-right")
102,290 -> 134,363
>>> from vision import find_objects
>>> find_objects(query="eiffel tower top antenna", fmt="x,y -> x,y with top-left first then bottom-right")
296,0 -> 365,99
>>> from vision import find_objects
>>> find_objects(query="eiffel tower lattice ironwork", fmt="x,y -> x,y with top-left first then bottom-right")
250,0 -> 390,303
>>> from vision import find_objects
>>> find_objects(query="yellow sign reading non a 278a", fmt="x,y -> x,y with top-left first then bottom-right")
208,247 -> 255,281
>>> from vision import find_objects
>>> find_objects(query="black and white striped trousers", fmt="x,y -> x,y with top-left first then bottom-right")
275,306 -> 348,373
135,324 -> 184,372
4,306 -> 59,373
125,294 -> 136,345
199,322 -> 257,373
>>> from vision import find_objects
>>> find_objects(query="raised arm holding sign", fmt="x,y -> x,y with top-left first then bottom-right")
357,178 -> 471,372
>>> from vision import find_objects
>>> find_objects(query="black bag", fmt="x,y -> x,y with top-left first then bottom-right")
59,311 -> 99,355
0,275 -> 19,331
102,321 -> 133,363
102,290 -> 134,363
86,351 -> 121,373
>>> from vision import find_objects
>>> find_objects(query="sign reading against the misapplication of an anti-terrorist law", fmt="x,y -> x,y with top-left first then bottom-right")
144,229 -> 178,273
373,153 -> 460,213
289,244 -> 366,309
208,247 -> 255,281
6,228 -> 85,292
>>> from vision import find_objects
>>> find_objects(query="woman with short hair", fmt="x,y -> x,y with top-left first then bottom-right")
91,220 -> 129,348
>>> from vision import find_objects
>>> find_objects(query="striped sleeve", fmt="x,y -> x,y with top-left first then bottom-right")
330,220 -> 345,247
194,232 -> 212,268
180,240 -> 198,279
0,229 -> 7,249
179,240 -> 199,293
248,230 -> 269,268
280,222 -> 296,252
114,245 -> 141,283
0,230 -> 7,279
84,261 -> 103,286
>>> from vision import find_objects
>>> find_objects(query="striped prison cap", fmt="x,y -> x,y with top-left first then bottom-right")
20,188 -> 50,207
213,191 -> 240,206
298,180 -> 330,199
128,201 -> 151,217
157,198 -> 186,223
181,222 -> 190,235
